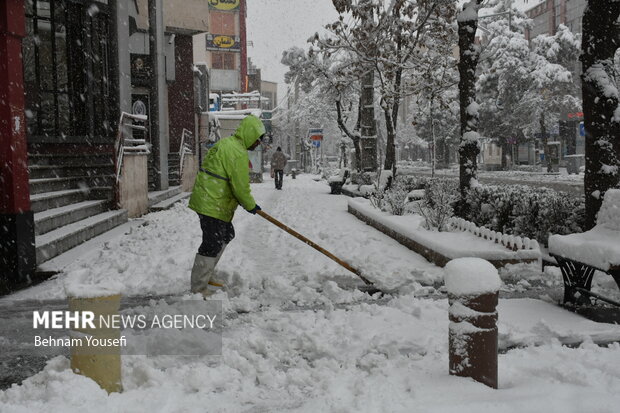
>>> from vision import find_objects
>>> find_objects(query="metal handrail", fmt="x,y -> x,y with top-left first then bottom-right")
179,128 -> 194,178
113,112 -> 149,208
114,112 -> 149,183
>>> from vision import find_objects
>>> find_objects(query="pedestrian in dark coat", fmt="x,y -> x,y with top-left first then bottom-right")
271,147 -> 288,190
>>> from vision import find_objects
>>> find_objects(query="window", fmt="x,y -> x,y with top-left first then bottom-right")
23,0 -> 112,141
210,11 -> 235,35
212,52 -> 236,70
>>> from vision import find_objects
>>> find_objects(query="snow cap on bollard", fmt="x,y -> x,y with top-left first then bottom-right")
445,258 -> 500,389
444,257 -> 501,297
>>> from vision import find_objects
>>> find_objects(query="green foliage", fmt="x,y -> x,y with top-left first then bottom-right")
415,179 -> 459,231
462,184 -> 585,246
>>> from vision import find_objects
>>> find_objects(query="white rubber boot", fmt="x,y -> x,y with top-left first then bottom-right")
190,244 -> 228,297
190,254 -> 218,296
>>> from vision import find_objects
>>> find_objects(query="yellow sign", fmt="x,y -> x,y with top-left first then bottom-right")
213,35 -> 235,48
206,34 -> 240,51
208,0 -> 240,11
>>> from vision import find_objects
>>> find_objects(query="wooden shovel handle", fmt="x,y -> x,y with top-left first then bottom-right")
256,210 -> 374,286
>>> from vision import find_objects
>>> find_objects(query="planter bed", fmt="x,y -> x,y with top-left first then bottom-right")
348,198 -> 540,268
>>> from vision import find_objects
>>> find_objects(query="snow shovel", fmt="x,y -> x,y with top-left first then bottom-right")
256,210 -> 384,296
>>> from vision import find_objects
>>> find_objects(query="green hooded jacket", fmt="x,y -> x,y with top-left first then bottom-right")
188,115 -> 265,222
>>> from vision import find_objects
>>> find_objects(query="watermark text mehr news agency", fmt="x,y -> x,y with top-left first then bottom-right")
32,311 -> 218,347
33,311 -> 218,330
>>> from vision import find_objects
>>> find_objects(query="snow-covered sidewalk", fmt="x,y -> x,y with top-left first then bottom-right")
6,173 -> 442,303
2,175 -> 620,412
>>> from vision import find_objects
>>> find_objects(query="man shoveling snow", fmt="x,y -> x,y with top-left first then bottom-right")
188,115 -> 264,296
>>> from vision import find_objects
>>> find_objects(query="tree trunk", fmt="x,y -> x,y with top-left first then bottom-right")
335,99 -> 361,172
386,64 -> 403,178
360,69 -> 377,171
294,79 -> 302,171
581,1 -> 620,229
457,1 -> 483,208
540,111 -> 552,173
500,139 -> 508,170
383,103 -> 396,172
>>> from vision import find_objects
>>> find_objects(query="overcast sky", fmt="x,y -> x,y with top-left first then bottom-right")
246,0 -> 540,107
246,0 -> 339,107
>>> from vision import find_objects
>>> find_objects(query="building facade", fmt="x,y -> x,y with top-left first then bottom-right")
524,0 -> 586,39
193,0 -> 247,95
0,0 -> 208,294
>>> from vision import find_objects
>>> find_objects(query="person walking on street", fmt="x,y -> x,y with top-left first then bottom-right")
188,115 -> 264,296
271,147 -> 288,190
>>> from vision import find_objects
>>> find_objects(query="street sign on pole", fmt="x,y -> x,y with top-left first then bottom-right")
308,128 -> 323,141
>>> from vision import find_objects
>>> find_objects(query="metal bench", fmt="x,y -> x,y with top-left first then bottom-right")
549,189 -> 620,306
549,255 -> 620,306
328,169 -> 350,194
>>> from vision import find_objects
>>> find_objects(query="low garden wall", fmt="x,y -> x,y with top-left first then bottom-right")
348,198 -> 540,269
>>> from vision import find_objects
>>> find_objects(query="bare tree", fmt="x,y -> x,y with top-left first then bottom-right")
318,0 -> 455,175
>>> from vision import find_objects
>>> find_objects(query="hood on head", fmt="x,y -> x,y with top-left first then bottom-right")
235,115 -> 266,149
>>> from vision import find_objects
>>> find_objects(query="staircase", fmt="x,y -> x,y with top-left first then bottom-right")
29,151 -> 128,265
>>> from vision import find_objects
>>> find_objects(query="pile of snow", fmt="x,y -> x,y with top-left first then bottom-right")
2,297 -> 620,412
406,189 -> 425,202
327,168 -> 347,184
597,189 -> 620,231
444,258 -> 501,296
549,189 -> 620,270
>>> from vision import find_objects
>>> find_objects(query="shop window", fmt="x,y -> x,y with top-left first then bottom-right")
23,0 -> 112,140
212,52 -> 236,70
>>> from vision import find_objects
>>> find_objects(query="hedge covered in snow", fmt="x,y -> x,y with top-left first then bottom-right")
461,184 -> 585,246
355,173 -> 585,246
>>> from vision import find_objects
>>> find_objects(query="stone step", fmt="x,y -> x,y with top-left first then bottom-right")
30,189 -> 87,213
148,186 -> 182,207
30,188 -> 112,213
36,209 -> 128,264
34,199 -> 109,236
28,164 -> 114,179
29,175 -> 114,195
29,153 -> 113,166
149,192 -> 191,211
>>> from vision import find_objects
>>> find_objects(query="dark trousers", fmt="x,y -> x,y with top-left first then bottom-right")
274,169 -> 284,189
197,214 -> 235,257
